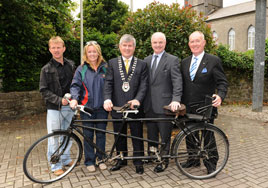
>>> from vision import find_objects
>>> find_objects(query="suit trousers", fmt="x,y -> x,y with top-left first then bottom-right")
185,120 -> 219,169
113,121 -> 144,166
146,111 -> 173,156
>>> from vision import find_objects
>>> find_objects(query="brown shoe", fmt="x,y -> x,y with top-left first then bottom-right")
53,169 -> 64,176
65,161 -> 74,167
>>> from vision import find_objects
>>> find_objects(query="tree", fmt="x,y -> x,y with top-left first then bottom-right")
119,2 -> 215,59
76,0 -> 129,61
83,0 -> 129,34
0,0 -> 76,92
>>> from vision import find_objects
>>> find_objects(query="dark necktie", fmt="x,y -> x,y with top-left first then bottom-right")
190,57 -> 198,81
151,55 -> 158,78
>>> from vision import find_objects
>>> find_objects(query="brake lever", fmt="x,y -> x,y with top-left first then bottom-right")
77,105 -> 92,116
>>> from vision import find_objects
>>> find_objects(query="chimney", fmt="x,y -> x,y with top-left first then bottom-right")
185,0 -> 223,16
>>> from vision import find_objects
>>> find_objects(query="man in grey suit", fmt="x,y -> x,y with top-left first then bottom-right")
103,34 -> 148,174
144,32 -> 183,173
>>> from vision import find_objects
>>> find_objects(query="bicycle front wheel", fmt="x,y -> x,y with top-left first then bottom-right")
172,123 -> 229,179
23,131 -> 82,184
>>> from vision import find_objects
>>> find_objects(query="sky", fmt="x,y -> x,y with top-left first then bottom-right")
119,0 -> 253,11
71,0 -> 253,18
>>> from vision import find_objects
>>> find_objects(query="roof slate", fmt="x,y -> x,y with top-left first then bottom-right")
207,1 -> 256,21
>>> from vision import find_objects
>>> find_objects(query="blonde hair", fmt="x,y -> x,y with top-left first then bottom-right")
82,41 -> 104,68
48,36 -> 65,48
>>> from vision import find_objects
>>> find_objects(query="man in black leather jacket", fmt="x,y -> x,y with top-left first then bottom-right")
39,36 -> 75,176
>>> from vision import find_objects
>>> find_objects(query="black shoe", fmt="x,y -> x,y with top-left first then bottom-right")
136,166 -> 144,174
154,164 -> 165,173
207,165 -> 216,175
181,161 -> 200,168
110,160 -> 127,171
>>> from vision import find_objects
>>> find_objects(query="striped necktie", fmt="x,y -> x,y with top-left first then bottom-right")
190,57 -> 198,81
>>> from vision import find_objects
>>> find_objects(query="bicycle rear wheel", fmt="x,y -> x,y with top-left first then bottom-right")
172,123 -> 229,179
23,131 -> 82,184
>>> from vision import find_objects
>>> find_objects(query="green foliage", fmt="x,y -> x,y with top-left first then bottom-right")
84,29 -> 119,61
65,38 -> 81,67
215,43 -> 268,79
83,0 -> 129,34
0,0 -> 76,92
215,45 -> 254,74
119,2 -> 215,59
76,0 -> 129,62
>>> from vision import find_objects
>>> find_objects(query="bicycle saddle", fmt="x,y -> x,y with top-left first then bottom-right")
163,104 -> 186,116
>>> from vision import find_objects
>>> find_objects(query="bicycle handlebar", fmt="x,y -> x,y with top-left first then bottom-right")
64,93 -> 94,116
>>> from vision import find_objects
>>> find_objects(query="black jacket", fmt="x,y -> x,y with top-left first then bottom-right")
181,53 -> 228,116
39,58 -> 75,110
103,56 -> 148,118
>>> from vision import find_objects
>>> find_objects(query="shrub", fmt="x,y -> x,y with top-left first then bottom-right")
84,29 -> 119,61
0,0 -> 75,92
119,2 -> 215,59
215,43 -> 268,79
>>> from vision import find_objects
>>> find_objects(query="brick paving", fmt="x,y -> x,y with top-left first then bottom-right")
1,110 -> 268,188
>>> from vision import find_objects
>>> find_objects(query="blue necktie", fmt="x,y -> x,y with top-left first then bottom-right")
190,57 -> 198,81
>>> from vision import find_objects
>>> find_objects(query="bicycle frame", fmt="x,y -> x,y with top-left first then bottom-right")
63,113 -> 204,163
23,97 -> 229,184
58,94 -> 216,163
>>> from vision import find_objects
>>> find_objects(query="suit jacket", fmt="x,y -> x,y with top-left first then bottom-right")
144,52 -> 183,114
103,56 -> 148,118
181,53 -> 228,113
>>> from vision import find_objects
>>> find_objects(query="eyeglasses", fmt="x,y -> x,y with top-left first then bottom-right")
86,41 -> 98,45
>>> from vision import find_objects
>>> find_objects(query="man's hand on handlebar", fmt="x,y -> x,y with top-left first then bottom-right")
168,101 -> 181,112
103,100 -> 113,112
127,99 -> 140,109
70,100 -> 78,109
61,98 -> 69,106
212,94 -> 222,107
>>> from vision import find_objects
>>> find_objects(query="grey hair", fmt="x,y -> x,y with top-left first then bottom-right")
151,32 -> 166,42
119,34 -> 136,47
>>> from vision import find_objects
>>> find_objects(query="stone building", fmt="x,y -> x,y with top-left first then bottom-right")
185,0 -> 268,52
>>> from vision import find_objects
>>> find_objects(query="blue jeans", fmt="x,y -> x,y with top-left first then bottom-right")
47,106 -> 74,171
80,109 -> 108,166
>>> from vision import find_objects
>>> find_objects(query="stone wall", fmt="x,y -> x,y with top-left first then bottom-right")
0,91 -> 46,120
223,71 -> 268,103
0,76 -> 267,120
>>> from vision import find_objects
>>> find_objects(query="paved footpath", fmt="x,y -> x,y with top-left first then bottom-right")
1,108 -> 268,188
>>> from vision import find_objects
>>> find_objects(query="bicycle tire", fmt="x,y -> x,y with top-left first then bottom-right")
171,123 -> 229,179
23,131 -> 83,184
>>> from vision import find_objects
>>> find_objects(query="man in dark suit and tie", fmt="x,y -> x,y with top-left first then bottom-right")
103,34 -> 148,174
180,31 -> 228,175
144,32 -> 183,173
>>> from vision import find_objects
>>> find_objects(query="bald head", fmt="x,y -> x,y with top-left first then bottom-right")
151,32 -> 166,54
188,31 -> 206,56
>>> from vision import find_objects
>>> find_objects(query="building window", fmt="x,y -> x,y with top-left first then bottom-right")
248,26 -> 255,50
228,29 -> 235,50
212,31 -> 218,44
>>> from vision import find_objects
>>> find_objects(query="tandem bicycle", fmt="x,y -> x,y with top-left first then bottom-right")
23,94 -> 229,184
